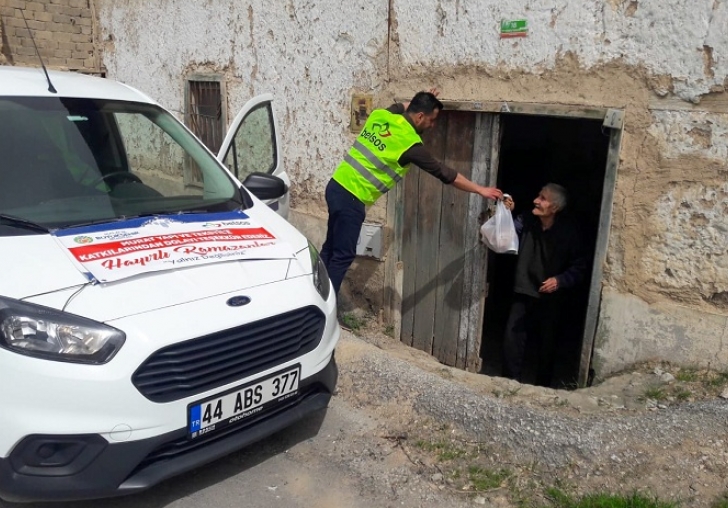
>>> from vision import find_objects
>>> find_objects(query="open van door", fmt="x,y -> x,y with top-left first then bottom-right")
217,94 -> 290,219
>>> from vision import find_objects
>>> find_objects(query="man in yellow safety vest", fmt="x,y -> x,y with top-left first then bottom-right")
321,89 -> 503,296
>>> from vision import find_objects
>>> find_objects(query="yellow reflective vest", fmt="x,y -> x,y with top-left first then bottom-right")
332,109 -> 422,206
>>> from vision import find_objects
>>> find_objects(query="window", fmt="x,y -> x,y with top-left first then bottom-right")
222,103 -> 277,182
185,78 -> 226,186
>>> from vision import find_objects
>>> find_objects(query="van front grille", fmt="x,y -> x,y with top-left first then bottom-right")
131,306 -> 325,403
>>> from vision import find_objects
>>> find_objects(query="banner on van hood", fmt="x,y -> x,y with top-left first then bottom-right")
52,211 -> 296,284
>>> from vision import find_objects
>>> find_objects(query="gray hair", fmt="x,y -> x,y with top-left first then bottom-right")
543,183 -> 568,212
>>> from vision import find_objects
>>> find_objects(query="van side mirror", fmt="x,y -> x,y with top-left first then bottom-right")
241,172 -> 288,200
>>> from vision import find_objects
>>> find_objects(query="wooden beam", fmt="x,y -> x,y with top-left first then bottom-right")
411,116 -> 448,355
649,94 -> 728,114
400,171 -> 419,347
433,111 -> 475,367
394,98 -> 611,120
459,113 -> 498,371
384,180 -> 405,341
578,127 -> 622,387
400,94 -> 728,116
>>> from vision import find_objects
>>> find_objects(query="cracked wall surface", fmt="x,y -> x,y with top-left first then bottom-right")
389,0 -> 728,374
95,0 -> 387,200
394,0 -> 726,101
639,112 -> 728,307
94,0 -> 728,374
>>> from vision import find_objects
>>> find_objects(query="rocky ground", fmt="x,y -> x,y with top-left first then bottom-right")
334,318 -> 728,508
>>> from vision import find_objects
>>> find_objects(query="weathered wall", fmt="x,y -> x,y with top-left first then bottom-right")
0,0 -> 101,72
94,0 -> 728,374
95,0 -> 392,311
381,0 -> 728,375
95,0 -> 387,176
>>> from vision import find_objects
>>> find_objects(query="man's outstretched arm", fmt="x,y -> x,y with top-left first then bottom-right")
399,145 -> 501,201
450,173 -> 503,200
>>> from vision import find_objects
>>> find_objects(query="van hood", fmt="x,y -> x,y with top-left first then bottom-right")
64,257 -> 298,322
0,213 -> 311,322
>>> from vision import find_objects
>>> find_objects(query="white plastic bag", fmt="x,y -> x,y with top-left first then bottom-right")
480,200 -> 519,254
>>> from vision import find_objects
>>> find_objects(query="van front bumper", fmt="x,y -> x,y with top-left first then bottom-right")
0,355 -> 337,503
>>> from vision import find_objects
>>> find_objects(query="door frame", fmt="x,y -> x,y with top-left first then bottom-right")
577,125 -> 622,385
385,100 -> 623,385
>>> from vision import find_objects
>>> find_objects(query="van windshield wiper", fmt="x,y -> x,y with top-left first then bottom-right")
0,214 -> 50,233
120,210 -> 212,220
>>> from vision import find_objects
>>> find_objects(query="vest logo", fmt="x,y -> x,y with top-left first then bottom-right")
371,122 -> 391,137
361,122 -> 391,152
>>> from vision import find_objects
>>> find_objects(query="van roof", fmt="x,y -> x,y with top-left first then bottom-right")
0,66 -> 156,104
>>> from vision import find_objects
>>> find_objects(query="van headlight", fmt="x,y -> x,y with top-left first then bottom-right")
308,242 -> 331,301
0,296 -> 125,364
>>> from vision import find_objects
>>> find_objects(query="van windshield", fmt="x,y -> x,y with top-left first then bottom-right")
0,97 -> 248,234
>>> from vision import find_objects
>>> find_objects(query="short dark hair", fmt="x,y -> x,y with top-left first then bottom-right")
406,92 -> 444,115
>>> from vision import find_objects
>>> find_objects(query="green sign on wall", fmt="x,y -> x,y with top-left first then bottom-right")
500,19 -> 528,38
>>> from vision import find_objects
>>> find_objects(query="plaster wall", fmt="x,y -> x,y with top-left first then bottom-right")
594,289 -> 728,376
95,0 -> 728,374
95,0 -> 387,190
387,0 -> 727,373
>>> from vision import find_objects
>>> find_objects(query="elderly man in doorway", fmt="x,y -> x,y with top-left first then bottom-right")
320,89 -> 503,297
501,183 -> 588,388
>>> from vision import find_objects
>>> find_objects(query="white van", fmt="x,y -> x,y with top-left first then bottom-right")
0,66 -> 339,502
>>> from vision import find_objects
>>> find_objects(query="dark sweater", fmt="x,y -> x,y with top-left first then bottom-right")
513,213 -> 588,298
385,104 -> 458,184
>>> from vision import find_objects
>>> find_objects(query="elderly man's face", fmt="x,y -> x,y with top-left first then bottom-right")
532,188 -> 559,219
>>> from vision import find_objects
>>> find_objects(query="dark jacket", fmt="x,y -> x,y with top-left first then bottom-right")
512,213 -> 588,298
385,104 -> 457,184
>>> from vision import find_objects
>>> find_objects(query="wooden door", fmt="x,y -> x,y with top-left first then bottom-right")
399,111 -> 500,370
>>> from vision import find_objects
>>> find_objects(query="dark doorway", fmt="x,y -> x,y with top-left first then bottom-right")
479,114 -> 611,388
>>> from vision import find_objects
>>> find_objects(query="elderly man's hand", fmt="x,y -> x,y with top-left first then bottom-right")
539,277 -> 559,293
503,195 -> 515,211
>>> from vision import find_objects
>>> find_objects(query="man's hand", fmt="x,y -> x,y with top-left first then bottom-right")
539,277 -> 559,293
451,174 -> 502,200
478,186 -> 503,200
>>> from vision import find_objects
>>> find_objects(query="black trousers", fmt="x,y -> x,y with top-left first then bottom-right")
320,179 -> 366,295
502,293 -> 564,387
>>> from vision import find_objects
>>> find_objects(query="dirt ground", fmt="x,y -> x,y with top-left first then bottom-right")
336,317 -> 728,508
344,317 -> 728,412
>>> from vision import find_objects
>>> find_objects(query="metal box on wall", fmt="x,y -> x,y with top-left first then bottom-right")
356,222 -> 382,259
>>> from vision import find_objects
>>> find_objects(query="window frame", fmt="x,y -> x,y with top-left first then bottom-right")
184,75 -> 228,187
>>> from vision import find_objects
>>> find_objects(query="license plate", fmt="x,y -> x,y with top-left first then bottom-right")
187,365 -> 300,439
